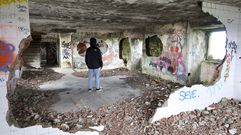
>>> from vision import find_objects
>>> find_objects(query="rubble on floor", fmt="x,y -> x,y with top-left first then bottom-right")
147,98 -> 241,135
7,68 -> 241,134
17,68 -> 64,90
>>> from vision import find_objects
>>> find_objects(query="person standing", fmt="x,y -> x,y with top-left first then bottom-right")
85,37 -> 103,92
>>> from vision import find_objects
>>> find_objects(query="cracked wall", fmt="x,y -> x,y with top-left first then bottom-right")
151,2 -> 241,123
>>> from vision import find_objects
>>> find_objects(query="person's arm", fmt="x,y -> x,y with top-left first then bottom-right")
85,50 -> 89,68
98,50 -> 103,69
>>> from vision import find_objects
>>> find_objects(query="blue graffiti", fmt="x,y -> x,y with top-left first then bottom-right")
208,81 -> 224,97
0,78 -> 5,83
62,48 -> 70,59
0,41 -> 15,72
179,90 -> 199,101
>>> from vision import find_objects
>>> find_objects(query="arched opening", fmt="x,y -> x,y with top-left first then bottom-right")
145,35 -> 163,57
119,38 -> 131,66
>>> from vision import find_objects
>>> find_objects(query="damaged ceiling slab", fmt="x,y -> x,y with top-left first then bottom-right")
28,0 -> 241,33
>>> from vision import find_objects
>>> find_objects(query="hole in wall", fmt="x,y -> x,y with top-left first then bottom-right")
145,35 -> 163,57
119,38 -> 131,66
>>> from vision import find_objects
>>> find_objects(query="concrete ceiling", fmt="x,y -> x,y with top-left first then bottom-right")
29,0 -> 240,33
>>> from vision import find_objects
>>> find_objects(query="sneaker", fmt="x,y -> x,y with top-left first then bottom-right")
96,88 -> 102,92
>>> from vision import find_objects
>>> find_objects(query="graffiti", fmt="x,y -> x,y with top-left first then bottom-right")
62,48 -> 70,59
149,56 -> 173,73
227,19 -> 234,24
222,41 -> 238,81
226,41 -> 237,60
224,53 -> 231,81
0,0 -> 27,6
62,41 -> 71,59
149,53 -> 187,81
62,41 -> 71,49
77,42 -> 87,57
168,31 -> 187,81
18,26 -> 29,35
208,81 -> 224,97
149,61 -> 158,68
179,90 -> 199,101
0,41 -> 15,72
97,40 -> 108,54
17,4 -> 27,12
167,31 -> 184,49
0,77 -> 5,83
149,31 -> 187,81
102,53 -> 113,62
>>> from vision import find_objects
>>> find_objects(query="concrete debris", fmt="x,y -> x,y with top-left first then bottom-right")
229,128 -> 237,135
8,68 -> 241,134
149,97 -> 241,134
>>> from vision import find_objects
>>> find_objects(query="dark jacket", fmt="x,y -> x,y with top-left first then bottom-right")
85,45 -> 103,69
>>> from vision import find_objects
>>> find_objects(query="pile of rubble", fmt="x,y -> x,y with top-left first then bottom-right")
8,68 -> 241,134
147,98 -> 241,135
17,68 -> 64,90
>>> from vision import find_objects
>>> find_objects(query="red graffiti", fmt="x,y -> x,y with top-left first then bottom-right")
224,53 -> 231,81
102,53 -> 113,62
173,52 -> 186,74
77,42 -> 87,57
169,46 -> 180,53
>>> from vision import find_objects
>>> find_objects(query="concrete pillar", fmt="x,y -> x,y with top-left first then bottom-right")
59,33 -> 72,68
130,38 -> 143,70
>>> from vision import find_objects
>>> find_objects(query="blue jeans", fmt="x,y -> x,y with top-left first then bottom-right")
88,68 -> 101,90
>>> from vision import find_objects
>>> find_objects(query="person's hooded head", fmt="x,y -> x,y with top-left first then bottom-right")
90,37 -> 97,48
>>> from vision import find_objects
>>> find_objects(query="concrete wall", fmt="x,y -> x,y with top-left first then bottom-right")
187,26 -> 207,85
0,0 -> 30,69
200,61 -> 221,84
130,39 -> 143,70
0,2 -> 100,134
71,33 -> 125,70
234,11 -> 241,100
58,32 -> 144,70
142,23 -> 188,84
0,0 -> 31,95
151,2 -> 240,123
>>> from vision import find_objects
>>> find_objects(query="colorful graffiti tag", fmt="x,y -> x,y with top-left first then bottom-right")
179,90 -> 200,101
62,48 -> 70,59
226,40 -> 237,60
77,42 -> 87,57
0,41 -> 15,72
223,41 -> 238,81
149,31 -> 187,81
62,41 -> 71,59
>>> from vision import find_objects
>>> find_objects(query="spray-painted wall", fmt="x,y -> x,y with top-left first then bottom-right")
0,0 -> 30,94
71,33 -> 125,70
142,23 -> 188,84
151,2 -> 240,123
59,33 -> 72,68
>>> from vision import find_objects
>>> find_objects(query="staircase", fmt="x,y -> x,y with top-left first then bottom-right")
22,40 -> 41,68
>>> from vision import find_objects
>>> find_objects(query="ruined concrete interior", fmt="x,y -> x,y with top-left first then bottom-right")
1,0 -> 241,134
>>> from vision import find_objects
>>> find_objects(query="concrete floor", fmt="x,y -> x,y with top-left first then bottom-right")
39,69 -> 142,112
